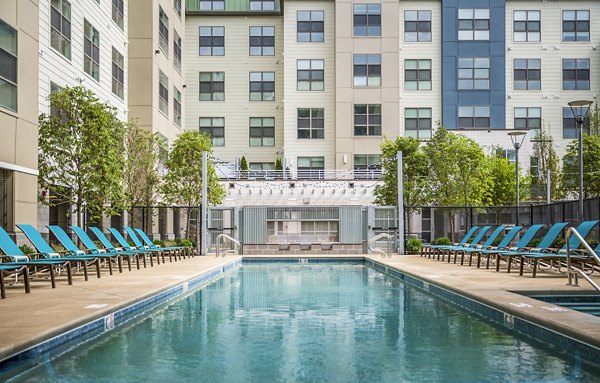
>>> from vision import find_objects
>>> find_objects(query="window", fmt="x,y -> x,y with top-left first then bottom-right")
159,6 -> 169,54
173,31 -> 182,72
200,117 -> 224,146
404,59 -> 431,90
354,104 -> 381,136
353,54 -> 381,86
0,19 -> 17,112
514,59 -> 541,90
504,149 -> 516,164
249,72 -> 275,101
249,163 -> 275,170
353,4 -> 381,36
530,156 -> 539,178
174,0 -> 182,17
297,60 -> 324,91
458,9 -> 489,40
404,10 -> 431,42
563,107 -> 588,139
50,0 -> 71,59
249,117 -> 275,146
297,157 -> 324,179
458,58 -> 489,90
83,20 -> 100,81
458,106 -> 490,129
199,27 -> 224,56
112,0 -> 124,30
562,10 -> 590,42
159,70 -> 168,115
249,26 -> 274,56
563,59 -> 589,90
200,0 -> 224,11
199,72 -> 224,101
112,47 -> 124,99
250,0 -> 275,11
297,11 -> 324,42
49,82 -> 61,116
297,108 -> 324,139
513,10 -> 540,42
173,87 -> 181,126
354,154 -> 381,179
514,107 -> 541,138
404,108 -> 432,139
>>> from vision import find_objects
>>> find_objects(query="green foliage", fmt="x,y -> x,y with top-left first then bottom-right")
152,239 -> 165,246
125,121 -> 163,208
562,134 -> 600,198
528,238 -> 541,248
178,239 -> 193,247
406,237 -> 423,254
19,244 -> 35,255
483,149 -> 529,206
275,158 -> 283,171
552,238 -> 565,249
432,236 -> 451,246
38,86 -> 126,225
240,156 -> 248,171
51,242 -> 66,253
530,122 -> 564,201
374,136 -> 429,207
491,236 -> 502,247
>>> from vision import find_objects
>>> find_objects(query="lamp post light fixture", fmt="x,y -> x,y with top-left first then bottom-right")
568,100 -> 594,222
508,130 -> 527,225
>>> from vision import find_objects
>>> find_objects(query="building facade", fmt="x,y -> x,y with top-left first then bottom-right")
185,0 -> 600,178
0,0 -> 40,233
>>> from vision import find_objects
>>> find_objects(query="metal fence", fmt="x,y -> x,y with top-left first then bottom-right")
407,197 -> 600,243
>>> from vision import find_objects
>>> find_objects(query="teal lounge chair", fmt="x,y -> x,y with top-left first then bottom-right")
463,225 -> 523,268
0,226 -> 73,292
436,226 -> 492,262
70,226 -> 142,270
476,224 -> 544,270
517,220 -> 599,277
421,226 -> 479,258
452,226 -> 507,265
48,225 -> 128,274
130,227 -> 190,259
17,223 -> 102,281
101,227 -> 160,267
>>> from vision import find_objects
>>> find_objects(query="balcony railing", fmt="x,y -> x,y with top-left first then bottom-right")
219,169 -> 382,181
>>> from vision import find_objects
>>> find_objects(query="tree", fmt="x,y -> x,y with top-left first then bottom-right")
374,137 -> 429,231
160,131 -> 225,241
425,126 -> 488,240
483,147 -> 529,206
38,86 -> 126,226
562,134 -> 600,198
530,122 -> 564,201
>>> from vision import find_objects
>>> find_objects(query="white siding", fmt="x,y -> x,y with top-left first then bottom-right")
38,0 -> 128,121
185,15 -> 284,164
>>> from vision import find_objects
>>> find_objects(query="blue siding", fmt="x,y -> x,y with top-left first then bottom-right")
442,0 -> 506,130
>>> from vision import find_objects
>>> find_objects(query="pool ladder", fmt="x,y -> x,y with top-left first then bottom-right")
565,227 -> 600,293
368,233 -> 393,258
215,234 -> 240,257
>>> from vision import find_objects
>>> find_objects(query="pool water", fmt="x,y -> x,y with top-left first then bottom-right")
9,264 -> 600,382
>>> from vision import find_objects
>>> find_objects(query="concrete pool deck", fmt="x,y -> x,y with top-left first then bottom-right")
0,253 -> 599,363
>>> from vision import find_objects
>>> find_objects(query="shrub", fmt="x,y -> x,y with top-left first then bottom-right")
528,238 -> 541,247
406,237 -> 423,254
588,239 -> 599,248
491,236 -> 502,246
432,236 -> 451,246
153,239 -> 165,246
552,238 -> 565,249
179,239 -> 193,247
19,244 -> 35,255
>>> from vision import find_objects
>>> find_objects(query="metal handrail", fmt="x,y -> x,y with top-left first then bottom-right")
565,227 -> 600,292
368,233 -> 393,258
215,234 -> 240,257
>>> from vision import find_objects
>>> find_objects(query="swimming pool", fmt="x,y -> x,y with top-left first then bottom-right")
6,262 -> 600,382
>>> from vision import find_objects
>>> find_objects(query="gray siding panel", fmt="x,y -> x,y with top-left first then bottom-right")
243,206 -> 268,244
339,206 -> 363,244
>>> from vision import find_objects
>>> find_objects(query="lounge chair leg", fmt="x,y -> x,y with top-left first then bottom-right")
126,256 -> 131,272
486,255 -> 490,269
0,272 -> 5,299
476,254 -> 481,268
519,257 -> 525,276
142,254 -> 147,268
67,263 -> 73,285
82,261 -> 88,281
496,254 -> 500,272
468,253 -> 473,267
97,259 -> 102,278
135,256 -> 140,270
453,252 -> 457,264
460,252 -> 465,266
117,257 -> 122,273
50,266 -> 57,288
532,260 -> 537,278
507,256 -> 513,273
23,268 -> 30,294
149,252 -> 154,267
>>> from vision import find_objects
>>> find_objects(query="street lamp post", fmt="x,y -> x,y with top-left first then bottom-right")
568,100 -> 594,222
508,131 -> 527,225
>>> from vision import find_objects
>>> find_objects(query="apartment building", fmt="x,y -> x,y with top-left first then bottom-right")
129,0 -> 185,144
0,1 -> 40,232
185,0 -> 600,177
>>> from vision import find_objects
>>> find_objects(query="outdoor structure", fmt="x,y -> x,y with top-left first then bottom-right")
0,1 -> 40,236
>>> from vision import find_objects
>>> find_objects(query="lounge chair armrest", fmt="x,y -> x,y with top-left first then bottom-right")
1,254 -> 30,262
